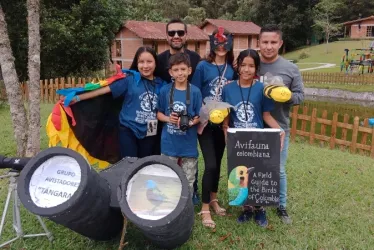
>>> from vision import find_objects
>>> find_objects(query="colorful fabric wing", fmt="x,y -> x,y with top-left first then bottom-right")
46,64 -> 128,169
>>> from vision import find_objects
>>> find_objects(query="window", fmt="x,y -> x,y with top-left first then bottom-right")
115,40 -> 122,57
152,42 -> 158,54
367,26 -> 373,37
248,35 -> 252,48
195,42 -> 200,55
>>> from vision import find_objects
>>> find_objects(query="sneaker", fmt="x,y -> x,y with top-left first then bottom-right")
237,208 -> 254,223
254,208 -> 268,228
192,192 -> 200,206
277,206 -> 292,224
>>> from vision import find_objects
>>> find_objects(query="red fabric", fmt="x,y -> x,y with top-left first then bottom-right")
106,64 -> 126,85
51,102 -> 62,131
51,101 -> 77,131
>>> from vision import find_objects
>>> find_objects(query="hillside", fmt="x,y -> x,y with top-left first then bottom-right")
283,40 -> 374,72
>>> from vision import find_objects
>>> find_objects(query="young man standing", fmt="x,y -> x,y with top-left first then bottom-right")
258,24 -> 304,224
156,18 -> 201,205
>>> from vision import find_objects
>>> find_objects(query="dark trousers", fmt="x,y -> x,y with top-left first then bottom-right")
119,125 -> 157,158
199,124 -> 226,204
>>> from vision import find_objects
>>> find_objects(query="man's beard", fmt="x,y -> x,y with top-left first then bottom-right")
169,41 -> 185,50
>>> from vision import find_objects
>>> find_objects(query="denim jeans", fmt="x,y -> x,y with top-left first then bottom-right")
118,125 -> 156,158
279,131 -> 290,208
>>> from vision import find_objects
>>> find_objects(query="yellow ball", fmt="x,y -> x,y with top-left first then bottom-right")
220,108 -> 229,117
209,109 -> 225,124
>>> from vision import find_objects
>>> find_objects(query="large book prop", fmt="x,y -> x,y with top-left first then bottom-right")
227,128 -> 281,206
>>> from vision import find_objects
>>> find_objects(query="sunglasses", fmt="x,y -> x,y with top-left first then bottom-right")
167,30 -> 186,37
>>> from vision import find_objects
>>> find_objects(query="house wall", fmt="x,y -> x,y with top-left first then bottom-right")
111,27 -> 143,69
349,19 -> 374,38
110,29 -> 207,72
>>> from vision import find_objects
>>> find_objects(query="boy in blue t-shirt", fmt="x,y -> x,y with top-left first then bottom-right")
157,53 -> 202,193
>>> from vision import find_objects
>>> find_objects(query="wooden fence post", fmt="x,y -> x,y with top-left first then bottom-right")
330,112 -> 338,149
350,117 -> 359,154
360,118 -> 369,155
301,106 -> 308,132
320,110 -> 327,147
341,114 -> 349,151
52,78 -> 59,102
309,108 -> 317,144
291,106 -> 298,142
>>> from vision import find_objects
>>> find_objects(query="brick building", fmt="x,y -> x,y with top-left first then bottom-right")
200,19 -> 261,58
343,16 -> 374,39
110,19 -> 262,70
111,20 -> 208,69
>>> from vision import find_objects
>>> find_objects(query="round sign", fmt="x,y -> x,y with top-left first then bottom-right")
126,164 -> 182,220
29,155 -> 82,208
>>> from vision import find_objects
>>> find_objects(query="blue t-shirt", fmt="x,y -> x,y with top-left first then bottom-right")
191,60 -> 236,101
157,84 -> 202,158
222,80 -> 274,129
109,75 -> 166,139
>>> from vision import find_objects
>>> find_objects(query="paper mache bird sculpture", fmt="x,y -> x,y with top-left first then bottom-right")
146,180 -> 168,212
228,166 -> 255,206
46,65 -> 141,169
263,72 -> 292,103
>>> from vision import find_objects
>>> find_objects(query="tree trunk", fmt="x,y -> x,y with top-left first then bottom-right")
25,0 -> 41,157
0,5 -> 28,156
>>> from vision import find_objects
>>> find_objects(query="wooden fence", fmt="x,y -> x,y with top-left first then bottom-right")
20,77 -> 95,103
301,72 -> 374,85
290,105 -> 374,158
0,72 -> 373,101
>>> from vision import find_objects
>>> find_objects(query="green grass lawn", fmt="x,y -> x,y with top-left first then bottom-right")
284,40 -> 374,73
1,104 -> 374,249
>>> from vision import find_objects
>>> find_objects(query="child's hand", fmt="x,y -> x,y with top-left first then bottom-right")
60,95 -> 79,106
169,112 -> 179,124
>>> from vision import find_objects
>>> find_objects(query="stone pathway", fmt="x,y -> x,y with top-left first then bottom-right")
297,62 -> 336,71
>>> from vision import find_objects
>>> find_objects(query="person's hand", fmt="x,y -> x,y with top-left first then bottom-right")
169,112 -> 179,124
60,95 -> 79,106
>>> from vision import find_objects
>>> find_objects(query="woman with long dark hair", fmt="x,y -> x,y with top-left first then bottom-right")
191,28 -> 236,228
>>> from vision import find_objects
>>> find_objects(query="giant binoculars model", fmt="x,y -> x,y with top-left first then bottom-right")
15,147 -> 194,249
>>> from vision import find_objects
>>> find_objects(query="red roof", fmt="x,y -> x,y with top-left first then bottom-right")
342,15 -> 374,25
200,19 -> 261,35
124,21 -> 209,41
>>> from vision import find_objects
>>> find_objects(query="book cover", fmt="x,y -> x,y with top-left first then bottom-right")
227,128 -> 281,207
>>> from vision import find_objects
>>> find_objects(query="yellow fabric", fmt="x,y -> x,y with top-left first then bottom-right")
46,105 -> 110,169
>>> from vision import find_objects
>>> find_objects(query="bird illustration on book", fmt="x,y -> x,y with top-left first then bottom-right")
228,166 -> 254,206
146,180 -> 168,212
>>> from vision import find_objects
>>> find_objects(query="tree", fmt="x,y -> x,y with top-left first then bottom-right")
41,0 -> 127,78
313,0 -> 342,53
26,0 -> 41,156
0,0 -> 41,156
183,7 -> 206,25
234,0 -> 316,51
0,5 -> 28,156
